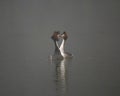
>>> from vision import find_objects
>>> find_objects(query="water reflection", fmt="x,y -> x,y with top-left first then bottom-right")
50,59 -> 72,96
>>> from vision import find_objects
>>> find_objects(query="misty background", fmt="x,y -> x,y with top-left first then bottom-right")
0,0 -> 120,96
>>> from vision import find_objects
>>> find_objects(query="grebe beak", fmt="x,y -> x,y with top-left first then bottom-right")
58,34 -> 61,38
60,34 -> 64,38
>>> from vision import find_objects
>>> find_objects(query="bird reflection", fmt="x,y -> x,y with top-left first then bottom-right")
51,59 -> 72,96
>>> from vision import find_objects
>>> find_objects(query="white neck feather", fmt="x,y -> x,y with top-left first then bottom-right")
54,40 -> 60,54
55,41 -> 59,48
60,39 -> 65,54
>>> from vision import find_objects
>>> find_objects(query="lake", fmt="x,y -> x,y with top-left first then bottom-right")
0,0 -> 120,96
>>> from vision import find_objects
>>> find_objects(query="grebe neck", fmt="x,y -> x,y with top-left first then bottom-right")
54,40 -> 60,54
60,39 -> 65,54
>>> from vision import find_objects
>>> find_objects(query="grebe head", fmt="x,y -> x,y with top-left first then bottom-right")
61,32 -> 68,40
51,31 -> 60,41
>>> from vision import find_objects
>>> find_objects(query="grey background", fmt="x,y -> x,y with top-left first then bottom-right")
0,0 -> 120,96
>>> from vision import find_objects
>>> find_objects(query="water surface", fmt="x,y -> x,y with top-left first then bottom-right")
0,0 -> 120,96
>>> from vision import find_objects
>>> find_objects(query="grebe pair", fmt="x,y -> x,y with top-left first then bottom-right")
51,31 -> 73,59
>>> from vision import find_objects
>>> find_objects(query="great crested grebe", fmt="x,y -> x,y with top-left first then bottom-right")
51,31 -> 63,60
59,32 -> 73,58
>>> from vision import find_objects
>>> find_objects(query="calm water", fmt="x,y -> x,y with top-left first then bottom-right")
0,0 -> 120,96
